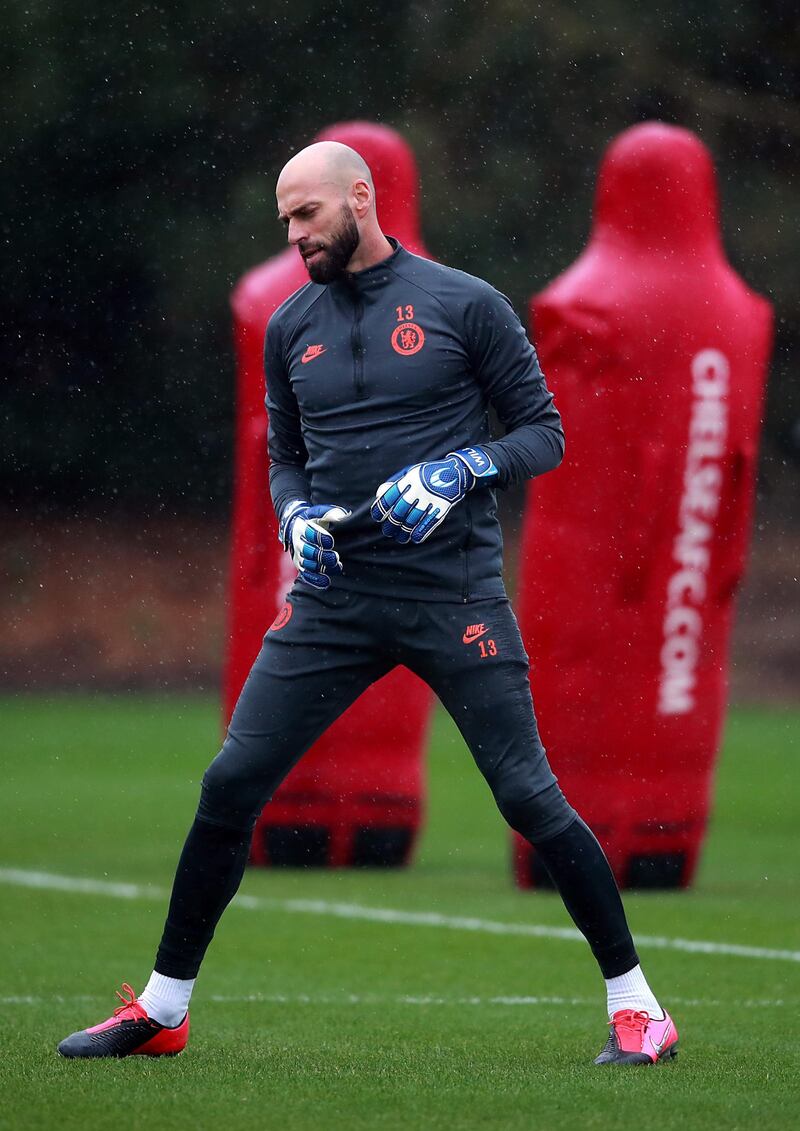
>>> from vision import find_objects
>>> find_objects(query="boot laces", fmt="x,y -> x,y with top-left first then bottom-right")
612,1009 -> 650,1036
113,983 -> 142,1017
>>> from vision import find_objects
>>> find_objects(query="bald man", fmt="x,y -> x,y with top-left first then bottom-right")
58,142 -> 678,1067
276,143 -> 389,284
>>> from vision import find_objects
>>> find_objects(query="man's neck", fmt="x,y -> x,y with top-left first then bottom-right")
346,229 -> 394,274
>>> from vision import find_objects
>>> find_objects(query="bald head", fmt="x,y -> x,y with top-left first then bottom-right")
276,139 -> 391,283
277,141 -> 374,197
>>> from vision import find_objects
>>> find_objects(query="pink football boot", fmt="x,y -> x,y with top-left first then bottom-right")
594,1008 -> 679,1065
58,983 -> 189,1058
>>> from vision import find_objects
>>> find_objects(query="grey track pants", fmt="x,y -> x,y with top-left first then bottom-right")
155,586 -> 639,980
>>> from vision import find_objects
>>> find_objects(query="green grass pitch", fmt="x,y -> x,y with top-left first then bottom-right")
0,696 -> 798,1130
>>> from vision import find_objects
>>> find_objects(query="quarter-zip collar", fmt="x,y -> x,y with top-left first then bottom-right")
333,237 -> 404,294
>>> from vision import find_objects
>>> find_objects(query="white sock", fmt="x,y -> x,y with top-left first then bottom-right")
604,964 -> 662,1020
139,971 -> 195,1028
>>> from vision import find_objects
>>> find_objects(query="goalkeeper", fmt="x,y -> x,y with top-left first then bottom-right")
58,141 -> 678,1067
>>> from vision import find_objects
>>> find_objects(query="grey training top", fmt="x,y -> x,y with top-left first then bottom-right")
265,239 -> 564,602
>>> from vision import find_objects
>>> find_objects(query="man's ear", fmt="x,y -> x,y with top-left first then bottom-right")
351,178 -> 372,216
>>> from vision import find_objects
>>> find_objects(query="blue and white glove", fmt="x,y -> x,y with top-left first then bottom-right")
279,501 -> 352,589
371,446 -> 498,544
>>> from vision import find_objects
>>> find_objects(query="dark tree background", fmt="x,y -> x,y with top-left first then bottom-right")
3,0 -> 798,515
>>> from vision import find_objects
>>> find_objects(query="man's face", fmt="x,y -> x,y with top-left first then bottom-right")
277,181 -> 361,284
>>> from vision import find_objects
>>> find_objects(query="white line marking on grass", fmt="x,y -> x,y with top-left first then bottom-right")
0,869 -> 162,901
208,992 -> 597,1007
0,995 -> 98,1005
2,866 -> 800,965
0,992 -> 792,1009
209,993 -> 792,1009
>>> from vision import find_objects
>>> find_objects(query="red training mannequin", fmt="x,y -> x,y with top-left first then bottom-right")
515,122 -> 772,888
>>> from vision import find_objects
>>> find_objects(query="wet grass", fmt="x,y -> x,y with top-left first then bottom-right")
0,696 -> 798,1130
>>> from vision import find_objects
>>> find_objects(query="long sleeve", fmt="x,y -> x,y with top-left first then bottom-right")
463,284 -> 565,487
265,317 -> 311,517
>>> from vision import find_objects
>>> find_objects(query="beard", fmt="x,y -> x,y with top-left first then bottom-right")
300,203 -> 361,284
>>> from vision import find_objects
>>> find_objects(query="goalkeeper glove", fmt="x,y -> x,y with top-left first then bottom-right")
279,500 -> 351,589
371,446 -> 498,544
